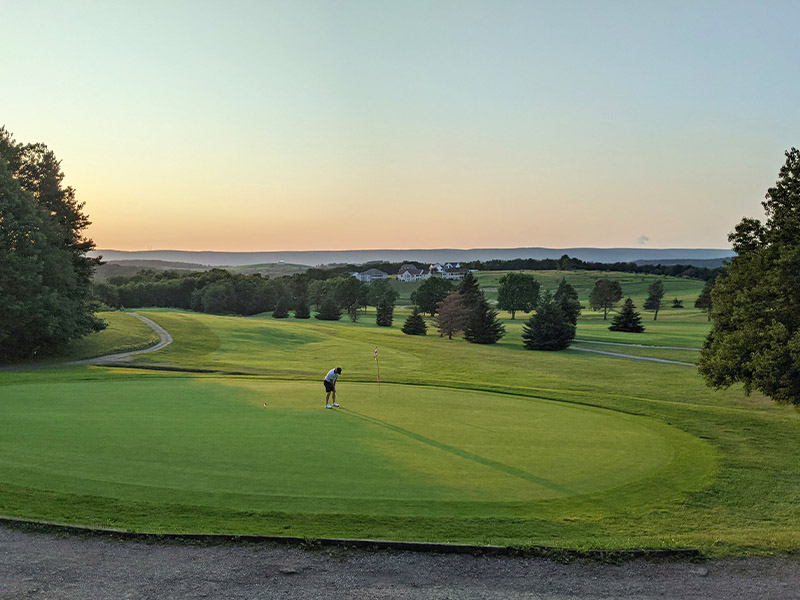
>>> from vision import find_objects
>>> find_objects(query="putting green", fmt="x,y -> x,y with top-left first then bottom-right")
0,375 -> 713,525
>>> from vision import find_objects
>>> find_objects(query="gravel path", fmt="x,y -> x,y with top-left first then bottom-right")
1,525 -> 798,599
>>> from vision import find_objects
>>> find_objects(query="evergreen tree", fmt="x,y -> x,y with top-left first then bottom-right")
522,291 -> 575,350
699,148 -> 800,404
272,296 -> 290,318
464,297 -> 506,344
457,271 -> 483,310
643,279 -> 665,320
609,298 -> 645,333
293,295 -> 311,319
315,297 -> 341,321
553,278 -> 581,325
402,307 -> 427,335
496,272 -> 540,319
376,302 -> 394,327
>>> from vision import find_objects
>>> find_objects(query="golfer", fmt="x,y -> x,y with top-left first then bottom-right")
324,367 -> 342,409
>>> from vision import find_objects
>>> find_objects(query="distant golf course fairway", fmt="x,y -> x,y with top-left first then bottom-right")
3,294 -> 800,554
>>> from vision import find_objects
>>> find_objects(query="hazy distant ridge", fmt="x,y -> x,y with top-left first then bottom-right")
91,248 -> 735,267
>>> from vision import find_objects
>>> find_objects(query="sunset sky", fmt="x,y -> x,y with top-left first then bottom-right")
3,1 -> 799,251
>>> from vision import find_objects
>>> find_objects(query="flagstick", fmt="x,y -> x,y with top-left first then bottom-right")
376,355 -> 381,397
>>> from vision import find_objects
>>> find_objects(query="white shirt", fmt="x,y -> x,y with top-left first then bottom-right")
325,369 -> 338,383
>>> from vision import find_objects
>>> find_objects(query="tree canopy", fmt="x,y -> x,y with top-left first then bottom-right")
435,292 -> 470,339
410,277 -> 454,316
521,291 -> 575,351
0,128 -> 103,360
695,280 -> 713,320
643,279 -> 665,320
589,279 -> 623,320
699,148 -> 800,405
496,272 -> 540,319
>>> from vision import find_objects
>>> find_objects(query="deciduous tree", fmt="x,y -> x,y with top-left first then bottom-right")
410,277 -> 453,316
434,292 -> 470,339
643,279 -> 665,320
0,128 -> 103,360
496,272 -> 540,319
699,148 -> 800,405
589,279 -> 622,320
695,281 -> 713,320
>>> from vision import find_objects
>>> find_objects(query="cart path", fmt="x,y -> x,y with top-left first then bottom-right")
573,338 -> 702,351
1,525 -> 798,600
69,313 -> 172,365
569,346 -> 696,366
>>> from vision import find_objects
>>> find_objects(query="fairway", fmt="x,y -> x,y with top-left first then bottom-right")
3,305 -> 800,553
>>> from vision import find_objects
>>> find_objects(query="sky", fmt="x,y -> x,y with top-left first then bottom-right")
2,1 -> 799,252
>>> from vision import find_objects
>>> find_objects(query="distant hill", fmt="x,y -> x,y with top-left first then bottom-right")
94,259 -> 309,281
91,247 -> 735,268
94,260 -> 209,281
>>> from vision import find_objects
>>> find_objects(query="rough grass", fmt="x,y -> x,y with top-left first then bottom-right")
23,312 -> 160,363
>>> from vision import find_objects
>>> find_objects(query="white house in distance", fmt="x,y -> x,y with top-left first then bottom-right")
441,266 -> 466,280
353,268 -> 389,283
428,262 -> 465,280
397,264 -> 429,282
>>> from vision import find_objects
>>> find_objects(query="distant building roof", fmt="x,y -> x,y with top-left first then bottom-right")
361,268 -> 388,277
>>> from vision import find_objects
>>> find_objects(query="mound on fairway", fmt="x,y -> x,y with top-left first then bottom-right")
0,373 -> 713,543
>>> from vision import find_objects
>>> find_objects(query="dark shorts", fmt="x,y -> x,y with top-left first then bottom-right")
324,380 -> 335,393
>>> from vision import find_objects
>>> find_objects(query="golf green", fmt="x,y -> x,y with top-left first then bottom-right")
0,375 -> 711,523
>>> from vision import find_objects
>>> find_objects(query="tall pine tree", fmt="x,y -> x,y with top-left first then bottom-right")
402,307 -> 427,335
553,278 -> 581,325
609,298 -> 645,333
464,297 -> 505,344
522,291 -> 575,350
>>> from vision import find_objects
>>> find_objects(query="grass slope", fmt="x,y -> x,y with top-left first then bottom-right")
2,283 -> 799,554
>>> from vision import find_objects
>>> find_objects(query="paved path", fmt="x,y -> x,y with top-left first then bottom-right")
1,525 -> 798,599
569,346 -> 696,366
573,339 -> 701,351
69,313 -> 172,365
